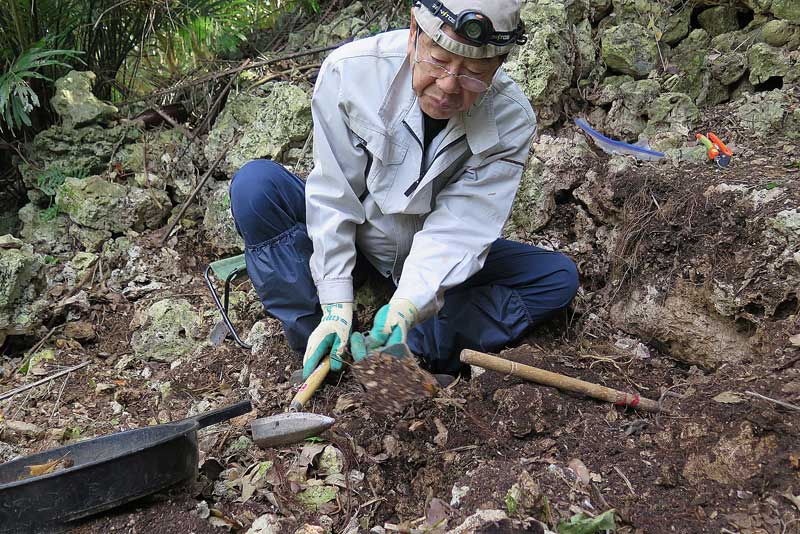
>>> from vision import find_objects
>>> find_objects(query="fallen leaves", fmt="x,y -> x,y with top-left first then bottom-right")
557,509 -> 615,534
713,391 -> 746,404
25,455 -> 74,477
433,418 -> 448,448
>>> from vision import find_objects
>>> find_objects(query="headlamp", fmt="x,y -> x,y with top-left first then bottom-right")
416,0 -> 527,47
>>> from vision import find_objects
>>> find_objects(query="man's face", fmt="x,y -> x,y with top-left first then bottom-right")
407,16 -> 503,120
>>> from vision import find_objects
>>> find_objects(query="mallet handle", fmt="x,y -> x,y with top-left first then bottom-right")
460,349 -> 663,413
289,357 -> 331,411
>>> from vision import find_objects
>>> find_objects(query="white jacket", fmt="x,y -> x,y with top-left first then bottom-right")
305,29 -> 537,322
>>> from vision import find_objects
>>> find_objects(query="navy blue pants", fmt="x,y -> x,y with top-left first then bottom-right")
230,160 -> 579,374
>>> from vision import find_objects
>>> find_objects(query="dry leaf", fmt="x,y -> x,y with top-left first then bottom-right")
713,391 -> 745,404
789,333 -> 800,347
26,455 -> 74,477
334,394 -> 359,413
433,418 -> 449,448
784,491 -> 800,512
568,458 -> 591,485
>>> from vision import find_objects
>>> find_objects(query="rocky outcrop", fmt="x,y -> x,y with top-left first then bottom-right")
56,175 -> 171,233
50,71 -> 118,128
205,83 -> 312,176
0,236 -> 47,346
130,298 -> 202,362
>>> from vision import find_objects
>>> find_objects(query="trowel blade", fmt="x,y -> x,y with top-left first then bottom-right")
250,412 -> 335,448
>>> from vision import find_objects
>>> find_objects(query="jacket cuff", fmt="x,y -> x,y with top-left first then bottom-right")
317,278 -> 354,305
393,285 -> 438,324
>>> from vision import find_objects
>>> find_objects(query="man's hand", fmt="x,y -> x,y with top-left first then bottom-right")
368,298 -> 418,347
303,302 -> 353,379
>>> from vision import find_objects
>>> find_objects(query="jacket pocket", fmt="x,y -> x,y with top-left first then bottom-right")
349,117 -> 409,212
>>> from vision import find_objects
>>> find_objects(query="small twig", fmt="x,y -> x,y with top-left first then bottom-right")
50,373 -> 71,421
120,44 -> 342,106
296,128 -> 314,167
154,108 -> 194,141
614,466 -> 636,495
745,391 -> 800,412
246,62 -> 321,91
193,59 -> 251,140
774,354 -> 800,372
159,134 -> 240,245
0,362 -> 90,402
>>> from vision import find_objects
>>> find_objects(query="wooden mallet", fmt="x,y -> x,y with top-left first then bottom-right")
460,349 -> 664,413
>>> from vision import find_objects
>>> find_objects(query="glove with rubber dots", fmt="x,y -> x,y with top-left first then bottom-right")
368,298 -> 419,348
302,302 -> 353,379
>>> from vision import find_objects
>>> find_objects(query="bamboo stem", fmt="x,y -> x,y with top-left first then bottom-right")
460,349 -> 663,413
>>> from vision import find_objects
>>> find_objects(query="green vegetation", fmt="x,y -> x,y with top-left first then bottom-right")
35,165 -> 87,220
0,0 -> 322,132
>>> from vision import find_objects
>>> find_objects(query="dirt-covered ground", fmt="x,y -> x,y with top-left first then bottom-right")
1,86 -> 798,533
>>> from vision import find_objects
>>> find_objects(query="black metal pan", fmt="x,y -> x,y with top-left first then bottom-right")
0,399 -> 251,533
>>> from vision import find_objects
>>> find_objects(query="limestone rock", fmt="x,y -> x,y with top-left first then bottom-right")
50,71 -> 117,128
117,129 -> 197,203
205,83 -> 312,176
761,19 -> 794,47
20,121 -> 141,193
770,209 -> 800,242
610,281 -> 752,368
245,514 -> 283,534
448,510 -> 509,533
748,42 -> 790,85
697,6 -> 740,37
574,167 -> 620,225
203,183 -> 244,254
131,298 -> 201,362
710,52 -> 747,86
734,89 -> 789,138
683,422 -> 778,485
311,1 -> 365,47
589,75 -> 634,106
772,0 -> 800,23
508,135 -> 593,235
0,239 -> 47,346
662,6 -> 691,45
668,29 -> 711,102
286,1 -> 367,50
711,30 -> 753,53
18,203 -> 72,256
603,79 -> 661,140
601,22 -> 658,78
643,92 -> 700,144
56,176 -> 171,233
742,0 -> 771,14
505,1 -> 574,127
611,0 -> 665,25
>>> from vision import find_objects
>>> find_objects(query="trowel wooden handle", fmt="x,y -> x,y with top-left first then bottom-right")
289,357 -> 331,411
460,349 -> 663,413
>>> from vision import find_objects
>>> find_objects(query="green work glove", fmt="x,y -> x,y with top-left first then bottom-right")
302,302 -> 353,379
368,298 -> 418,348
349,331 -> 369,363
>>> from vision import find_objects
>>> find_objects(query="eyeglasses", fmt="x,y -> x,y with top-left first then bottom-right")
413,33 -> 492,93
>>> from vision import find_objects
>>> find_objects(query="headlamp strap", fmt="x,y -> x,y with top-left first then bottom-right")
416,0 -> 527,46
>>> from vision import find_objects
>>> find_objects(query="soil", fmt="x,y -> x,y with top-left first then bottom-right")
2,53 -> 800,534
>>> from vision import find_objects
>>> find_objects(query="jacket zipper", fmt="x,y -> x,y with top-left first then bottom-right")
402,125 -> 467,197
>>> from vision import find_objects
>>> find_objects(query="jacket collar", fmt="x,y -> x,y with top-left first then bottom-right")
378,56 -> 501,155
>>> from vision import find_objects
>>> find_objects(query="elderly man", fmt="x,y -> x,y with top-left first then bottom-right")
230,0 -> 579,380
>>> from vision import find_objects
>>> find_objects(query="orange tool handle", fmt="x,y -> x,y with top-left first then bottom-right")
707,133 -> 732,156
696,133 -> 719,160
